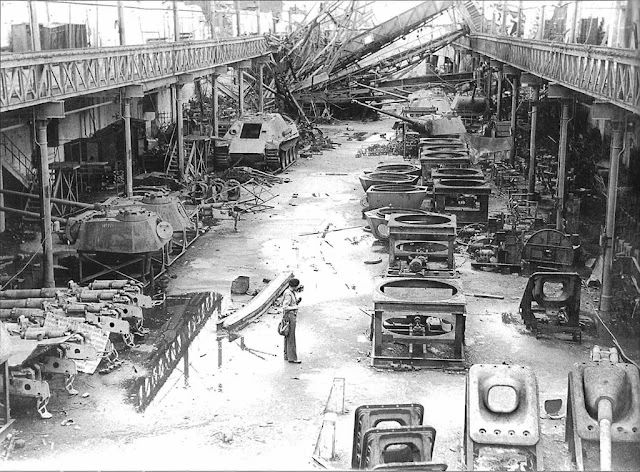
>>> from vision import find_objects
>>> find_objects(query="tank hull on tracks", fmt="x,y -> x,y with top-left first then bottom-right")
214,113 -> 299,172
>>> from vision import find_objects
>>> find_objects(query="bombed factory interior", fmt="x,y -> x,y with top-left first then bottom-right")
0,0 -> 639,470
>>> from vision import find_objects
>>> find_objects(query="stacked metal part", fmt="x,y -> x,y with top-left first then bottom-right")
0,280 -> 153,419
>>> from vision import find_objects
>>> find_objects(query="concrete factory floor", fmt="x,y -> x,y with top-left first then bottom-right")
4,117 -> 640,471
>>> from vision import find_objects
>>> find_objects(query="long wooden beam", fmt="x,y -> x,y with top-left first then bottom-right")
222,272 -> 294,331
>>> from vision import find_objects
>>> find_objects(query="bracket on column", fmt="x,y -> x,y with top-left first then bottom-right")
177,73 -> 195,86
213,66 -> 229,75
502,65 -> 521,76
489,59 -> 503,71
591,102 -> 625,122
520,73 -> 545,87
235,59 -> 252,69
253,56 -> 270,65
35,101 -> 65,120
123,85 -> 144,99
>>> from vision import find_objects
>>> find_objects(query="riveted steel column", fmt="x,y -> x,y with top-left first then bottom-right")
600,120 -> 624,315
491,60 -> 503,120
175,84 -> 185,178
210,66 -> 227,137
0,149 -> 5,233
236,60 -> 251,117
28,0 -> 41,51
34,102 -> 64,287
496,66 -> 503,120
508,70 -> 520,165
258,63 -> 264,113
237,67 -> 244,117
123,97 -> 133,197
117,1 -> 126,46
36,120 -> 54,287
527,84 -> 539,198
556,100 -> 571,230
211,74 -> 219,137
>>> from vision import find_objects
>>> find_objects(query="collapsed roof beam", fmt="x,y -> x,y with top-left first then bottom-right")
325,27 -> 468,87
330,0 -> 454,74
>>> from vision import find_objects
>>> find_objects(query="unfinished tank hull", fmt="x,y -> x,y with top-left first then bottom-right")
374,163 -> 421,177
431,167 -> 485,180
75,208 -> 173,254
214,113 -> 299,171
359,172 -> 418,191
365,184 -> 427,210
364,207 -> 433,240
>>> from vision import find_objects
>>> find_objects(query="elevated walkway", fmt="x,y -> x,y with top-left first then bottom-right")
456,33 -> 639,115
1,36 -> 270,113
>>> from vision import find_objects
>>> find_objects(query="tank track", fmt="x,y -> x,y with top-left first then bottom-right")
266,139 -> 299,172
214,146 -> 230,170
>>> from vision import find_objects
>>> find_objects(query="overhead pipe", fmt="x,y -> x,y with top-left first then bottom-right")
0,188 -> 98,209
0,205 -> 67,223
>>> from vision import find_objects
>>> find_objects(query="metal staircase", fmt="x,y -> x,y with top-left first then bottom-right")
165,137 -> 209,181
0,132 -> 35,189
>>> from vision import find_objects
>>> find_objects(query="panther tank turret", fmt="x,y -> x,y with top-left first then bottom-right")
104,191 -> 194,234
213,113 -> 299,171
69,207 -> 173,254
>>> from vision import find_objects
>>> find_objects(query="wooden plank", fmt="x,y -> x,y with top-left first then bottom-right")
221,272 -> 293,331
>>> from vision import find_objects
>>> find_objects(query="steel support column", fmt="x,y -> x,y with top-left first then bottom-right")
527,84 -> 539,198
556,100 -> 571,230
485,57 -> 492,99
508,72 -> 520,165
237,67 -> 244,117
36,120 -> 54,288
496,66 -> 503,119
210,66 -> 226,138
123,97 -> 133,197
175,84 -> 185,178
211,74 -> 219,137
173,0 -> 180,42
117,1 -> 126,46
28,0 -> 41,51
0,150 -> 4,233
491,60 -> 503,119
600,120 -> 624,315
258,63 -> 264,114
234,0 -> 241,36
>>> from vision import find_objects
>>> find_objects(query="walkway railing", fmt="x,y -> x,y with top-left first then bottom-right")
1,36 -> 270,112
459,34 -> 640,115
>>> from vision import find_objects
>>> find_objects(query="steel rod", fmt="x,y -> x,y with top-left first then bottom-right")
0,188 -> 96,209
0,205 -> 67,223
